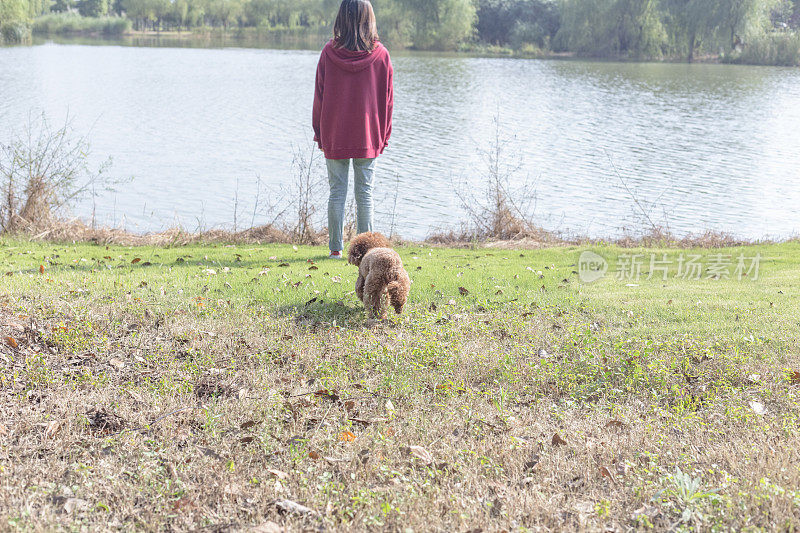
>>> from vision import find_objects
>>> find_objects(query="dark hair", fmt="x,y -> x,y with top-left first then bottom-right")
333,0 -> 378,52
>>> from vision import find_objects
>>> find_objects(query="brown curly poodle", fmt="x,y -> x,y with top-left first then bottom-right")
348,232 -> 411,319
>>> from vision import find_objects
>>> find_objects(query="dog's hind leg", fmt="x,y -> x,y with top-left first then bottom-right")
363,273 -> 387,319
355,274 -> 365,302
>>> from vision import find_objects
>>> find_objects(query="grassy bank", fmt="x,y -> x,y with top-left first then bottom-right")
723,32 -> 800,67
1,239 -> 800,530
32,14 -> 131,37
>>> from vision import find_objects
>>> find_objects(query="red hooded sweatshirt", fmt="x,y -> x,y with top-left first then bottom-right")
313,40 -> 394,160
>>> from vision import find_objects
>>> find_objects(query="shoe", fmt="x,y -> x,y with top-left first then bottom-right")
329,251 -> 343,260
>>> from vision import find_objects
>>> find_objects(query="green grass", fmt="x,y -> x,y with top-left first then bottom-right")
1,239 -> 799,531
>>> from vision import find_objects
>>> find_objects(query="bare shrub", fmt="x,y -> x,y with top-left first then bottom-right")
342,198 -> 358,243
0,114 -> 112,234
614,228 -> 754,249
280,143 -> 326,244
455,115 -> 550,242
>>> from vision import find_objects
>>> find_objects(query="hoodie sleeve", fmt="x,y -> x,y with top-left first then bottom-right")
384,57 -> 394,148
312,51 -> 325,150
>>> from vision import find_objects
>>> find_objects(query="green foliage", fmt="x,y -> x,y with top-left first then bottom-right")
0,20 -> 29,42
553,0 -> 785,61
726,30 -> 800,64
0,0 -> 47,43
7,0 -> 798,60
660,0 -> 778,60
476,0 -> 560,47
32,13 -> 131,35
555,0 -> 667,58
50,0 -> 74,13
372,0 -> 413,48
399,0 -> 476,50
79,0 -> 109,17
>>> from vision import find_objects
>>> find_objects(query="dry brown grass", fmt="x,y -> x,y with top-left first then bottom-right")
5,218 -> 781,252
610,228 -> 759,249
13,219 -> 328,247
2,280 -> 800,531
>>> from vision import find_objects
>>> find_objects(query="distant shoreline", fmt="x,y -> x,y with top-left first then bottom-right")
26,31 -> 775,68
5,219 -> 786,250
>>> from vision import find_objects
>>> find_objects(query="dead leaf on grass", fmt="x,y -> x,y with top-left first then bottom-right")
750,401 -> 767,415
537,348 -> 549,358
267,468 -> 289,480
632,505 -> 660,520
402,445 -> 433,465
194,380 -> 233,400
250,521 -> 284,533
314,389 -> 340,402
599,466 -> 617,483
63,497 -> 88,514
171,496 -> 197,511
274,499 -> 318,516
524,454 -> 540,472
45,419 -> 64,438
198,446 -> 223,460
551,433 -> 568,446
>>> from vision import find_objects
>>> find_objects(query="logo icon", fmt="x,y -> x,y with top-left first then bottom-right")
579,251 -> 608,283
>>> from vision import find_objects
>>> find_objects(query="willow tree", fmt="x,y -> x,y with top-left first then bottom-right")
399,0 -> 476,50
663,0 -> 776,60
78,0 -> 110,17
372,0 -> 414,48
475,0 -> 561,48
716,0 -> 777,48
0,0 -> 46,43
555,0 -> 666,58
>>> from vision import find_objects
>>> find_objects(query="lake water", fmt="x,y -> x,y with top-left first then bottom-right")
1,40 -> 799,240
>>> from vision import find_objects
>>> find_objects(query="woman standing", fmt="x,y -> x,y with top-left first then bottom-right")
312,0 -> 394,259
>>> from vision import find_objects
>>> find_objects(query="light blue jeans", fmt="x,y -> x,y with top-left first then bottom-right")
327,157 -> 376,252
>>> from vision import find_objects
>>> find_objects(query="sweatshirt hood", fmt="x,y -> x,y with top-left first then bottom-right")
323,40 -> 386,72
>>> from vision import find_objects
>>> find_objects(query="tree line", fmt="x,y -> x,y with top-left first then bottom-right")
1,0 -> 47,42
551,0 -> 800,61
3,0 -> 800,63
